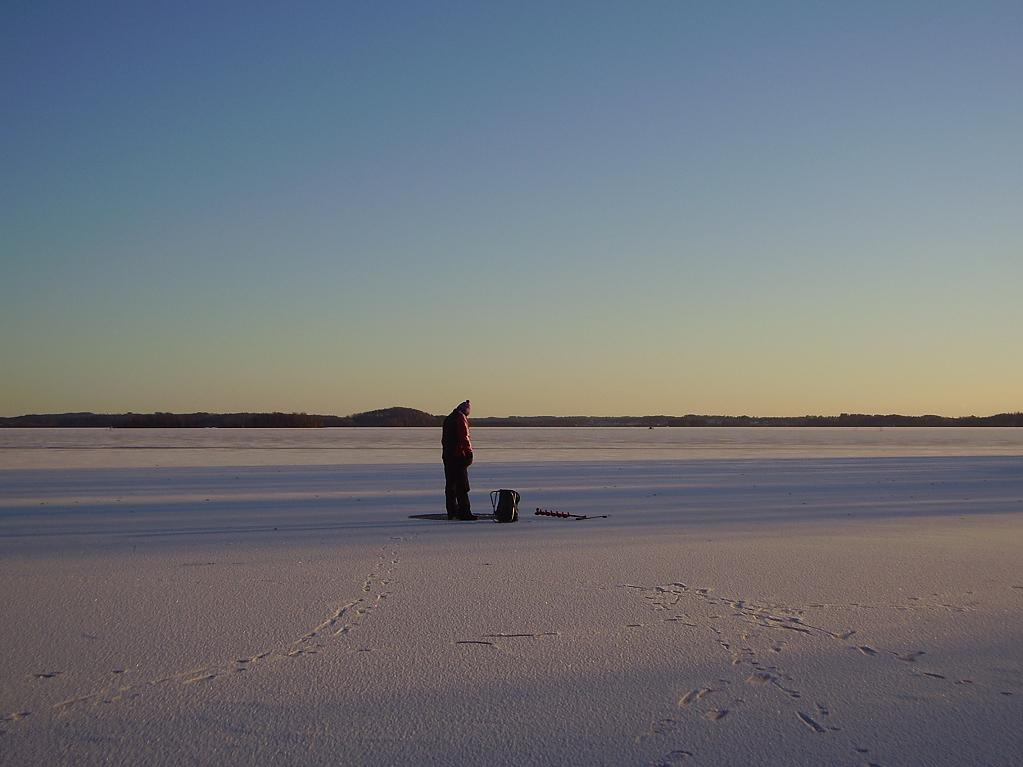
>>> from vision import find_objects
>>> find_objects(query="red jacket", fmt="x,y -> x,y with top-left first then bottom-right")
441,410 -> 472,460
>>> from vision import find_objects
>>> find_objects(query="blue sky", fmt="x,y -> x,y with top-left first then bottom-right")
2,1 -> 1021,417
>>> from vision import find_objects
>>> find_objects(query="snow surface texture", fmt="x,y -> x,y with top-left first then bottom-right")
1,429 -> 1021,766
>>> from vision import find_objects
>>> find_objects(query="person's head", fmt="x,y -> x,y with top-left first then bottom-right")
456,400 -> 471,416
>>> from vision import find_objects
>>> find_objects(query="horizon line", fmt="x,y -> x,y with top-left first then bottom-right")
3,409 -> 1022,421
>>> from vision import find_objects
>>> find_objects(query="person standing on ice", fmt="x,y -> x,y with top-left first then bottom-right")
442,400 -> 476,520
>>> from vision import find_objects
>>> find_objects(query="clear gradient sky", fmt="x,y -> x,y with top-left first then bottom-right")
2,2 -> 1021,418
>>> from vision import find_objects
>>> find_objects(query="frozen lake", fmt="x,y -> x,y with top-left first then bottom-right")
1,427 -> 1021,469
2,428 -> 1022,766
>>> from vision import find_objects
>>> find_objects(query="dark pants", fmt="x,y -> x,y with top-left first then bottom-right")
443,458 -> 471,517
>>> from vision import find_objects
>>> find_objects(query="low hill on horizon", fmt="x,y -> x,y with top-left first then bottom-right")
1,408 -> 1022,428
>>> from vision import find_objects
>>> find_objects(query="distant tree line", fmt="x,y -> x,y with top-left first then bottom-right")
0,411 -> 349,428
2,408 -> 1021,428
470,413 -> 1023,427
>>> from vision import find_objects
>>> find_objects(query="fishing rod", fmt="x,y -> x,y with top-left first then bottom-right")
534,507 -> 608,521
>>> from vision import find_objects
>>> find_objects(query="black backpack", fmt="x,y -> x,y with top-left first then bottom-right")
490,489 -> 520,523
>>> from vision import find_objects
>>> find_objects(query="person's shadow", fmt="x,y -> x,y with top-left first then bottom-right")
408,513 -> 495,521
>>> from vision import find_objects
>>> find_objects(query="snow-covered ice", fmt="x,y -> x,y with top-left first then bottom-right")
1,428 -> 1021,766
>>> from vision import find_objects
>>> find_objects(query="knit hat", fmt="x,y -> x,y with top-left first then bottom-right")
456,400 -> 471,415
